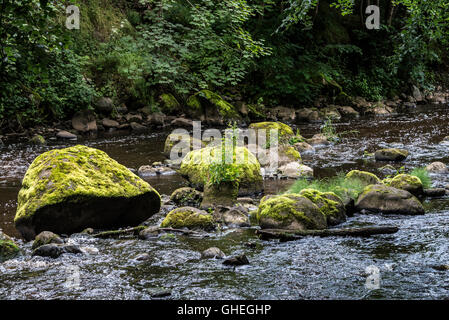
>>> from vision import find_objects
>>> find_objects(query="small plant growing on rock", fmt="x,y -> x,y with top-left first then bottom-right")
208,122 -> 241,185
410,167 -> 432,189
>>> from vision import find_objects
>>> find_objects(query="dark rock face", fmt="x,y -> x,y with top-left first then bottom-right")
223,254 -> 249,266
32,244 -> 82,259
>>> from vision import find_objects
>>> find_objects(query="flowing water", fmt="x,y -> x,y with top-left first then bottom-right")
1,104 -> 449,300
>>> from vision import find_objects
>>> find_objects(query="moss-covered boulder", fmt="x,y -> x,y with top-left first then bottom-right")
160,207 -> 215,231
256,194 -> 327,230
375,148 -> 409,161
346,170 -> 381,187
355,184 -> 424,215
0,231 -> 20,262
179,146 -> 263,195
385,174 -> 423,196
163,132 -> 206,158
170,187 -> 203,207
159,93 -> 181,115
32,231 -> 64,250
30,135 -> 46,146
298,189 -> 347,226
249,122 -> 295,144
15,145 -> 161,241
186,90 -> 240,120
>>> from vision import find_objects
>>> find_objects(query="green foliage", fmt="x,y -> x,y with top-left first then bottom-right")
92,0 -> 271,105
0,0 -> 97,129
208,123 -> 241,185
320,117 -> 339,143
410,167 -> 432,189
287,173 -> 365,200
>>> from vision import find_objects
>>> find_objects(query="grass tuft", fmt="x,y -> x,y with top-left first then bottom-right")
286,173 -> 366,200
410,167 -> 432,189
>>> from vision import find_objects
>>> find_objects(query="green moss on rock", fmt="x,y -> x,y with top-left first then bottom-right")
346,170 -> 381,186
385,174 -> 423,196
179,146 -> 263,195
187,90 -> 240,118
298,189 -> 346,226
249,122 -> 294,145
170,187 -> 203,207
375,148 -> 409,161
15,145 -> 161,240
159,93 -> 180,114
0,231 -> 20,262
256,194 -> 327,230
355,184 -> 424,215
160,207 -> 215,231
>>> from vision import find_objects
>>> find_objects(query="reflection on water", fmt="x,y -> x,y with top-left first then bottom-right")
1,104 -> 449,299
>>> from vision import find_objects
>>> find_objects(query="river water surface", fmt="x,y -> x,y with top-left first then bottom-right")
1,105 -> 449,299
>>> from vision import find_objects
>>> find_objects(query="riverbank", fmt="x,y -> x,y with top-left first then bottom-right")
1,88 -> 449,146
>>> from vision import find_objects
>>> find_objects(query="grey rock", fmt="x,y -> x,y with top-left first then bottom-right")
201,247 -> 226,259
56,130 -> 77,140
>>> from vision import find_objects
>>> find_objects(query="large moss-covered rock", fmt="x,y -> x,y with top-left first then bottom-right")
163,132 -> 206,158
15,145 -> 161,241
375,148 -> 409,161
160,207 -> 215,231
249,122 -> 295,144
355,184 -> 424,215
186,90 -> 240,120
385,174 -> 423,196
346,170 -> 381,187
179,146 -> 263,195
256,194 -> 327,230
298,189 -> 347,226
0,231 -> 20,262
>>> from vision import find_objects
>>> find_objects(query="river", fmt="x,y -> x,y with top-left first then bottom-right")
1,104 -> 449,299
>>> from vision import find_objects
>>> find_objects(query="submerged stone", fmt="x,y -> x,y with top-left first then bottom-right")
15,145 -> 161,241
375,148 -> 408,161
32,243 -> 82,259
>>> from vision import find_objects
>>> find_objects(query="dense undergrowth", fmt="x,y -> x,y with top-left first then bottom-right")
1,0 -> 448,130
